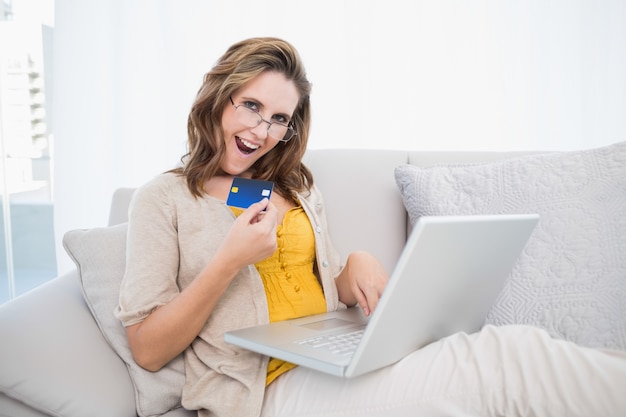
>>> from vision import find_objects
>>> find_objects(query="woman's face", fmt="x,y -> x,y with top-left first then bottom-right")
220,71 -> 299,177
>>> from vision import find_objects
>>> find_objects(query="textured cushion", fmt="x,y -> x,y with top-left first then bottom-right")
63,224 -> 186,417
395,141 -> 626,350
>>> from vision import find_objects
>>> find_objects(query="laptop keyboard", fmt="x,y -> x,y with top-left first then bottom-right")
296,329 -> 364,356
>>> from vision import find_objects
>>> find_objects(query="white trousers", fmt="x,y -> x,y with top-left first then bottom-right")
261,325 -> 626,417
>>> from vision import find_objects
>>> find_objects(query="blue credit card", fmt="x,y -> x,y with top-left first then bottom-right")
226,177 -> 274,209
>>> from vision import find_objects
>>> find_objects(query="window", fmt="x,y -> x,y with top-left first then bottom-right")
0,1 -> 55,303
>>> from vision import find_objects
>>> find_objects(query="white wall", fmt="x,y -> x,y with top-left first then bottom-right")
53,0 -> 626,273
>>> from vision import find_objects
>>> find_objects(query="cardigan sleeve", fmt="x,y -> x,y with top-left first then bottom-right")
115,174 -> 181,327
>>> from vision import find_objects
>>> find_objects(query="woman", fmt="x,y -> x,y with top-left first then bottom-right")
116,37 -> 626,417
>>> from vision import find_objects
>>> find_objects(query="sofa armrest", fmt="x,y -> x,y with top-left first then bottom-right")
0,271 -> 137,417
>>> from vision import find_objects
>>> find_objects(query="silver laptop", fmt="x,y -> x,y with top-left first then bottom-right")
225,214 -> 539,378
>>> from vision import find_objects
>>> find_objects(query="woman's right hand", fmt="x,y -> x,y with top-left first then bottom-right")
218,198 -> 278,270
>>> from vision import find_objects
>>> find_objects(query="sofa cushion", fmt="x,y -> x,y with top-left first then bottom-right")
394,141 -> 626,350
63,224 -> 186,417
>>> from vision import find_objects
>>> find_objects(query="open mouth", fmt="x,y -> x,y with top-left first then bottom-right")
236,137 -> 259,155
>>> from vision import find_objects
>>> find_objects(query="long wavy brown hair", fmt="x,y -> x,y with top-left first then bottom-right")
173,37 -> 314,201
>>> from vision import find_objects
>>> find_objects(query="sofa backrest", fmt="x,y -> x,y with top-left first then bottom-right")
108,148 -> 537,276
108,188 -> 136,227
303,149 -> 409,274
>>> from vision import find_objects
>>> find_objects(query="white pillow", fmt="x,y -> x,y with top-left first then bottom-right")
395,141 -> 626,350
63,224 -> 186,417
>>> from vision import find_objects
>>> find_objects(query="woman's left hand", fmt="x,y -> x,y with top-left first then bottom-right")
335,251 -> 389,316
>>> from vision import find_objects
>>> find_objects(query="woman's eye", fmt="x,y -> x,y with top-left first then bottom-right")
243,101 -> 259,111
273,115 -> 289,124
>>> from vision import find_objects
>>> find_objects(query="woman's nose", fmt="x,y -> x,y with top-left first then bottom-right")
250,119 -> 270,139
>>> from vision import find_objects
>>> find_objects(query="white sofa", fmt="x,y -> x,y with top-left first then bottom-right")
1,145 -> 624,417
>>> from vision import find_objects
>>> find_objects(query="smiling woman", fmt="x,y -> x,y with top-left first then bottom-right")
114,37 -> 364,416
107,36 -> 626,417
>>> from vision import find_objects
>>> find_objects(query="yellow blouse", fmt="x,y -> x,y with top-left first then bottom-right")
230,205 -> 327,385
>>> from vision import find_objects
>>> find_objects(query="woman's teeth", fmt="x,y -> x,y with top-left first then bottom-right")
240,138 -> 259,150
236,137 -> 259,154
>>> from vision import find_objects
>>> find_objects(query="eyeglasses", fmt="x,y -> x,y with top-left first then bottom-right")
229,97 -> 297,142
